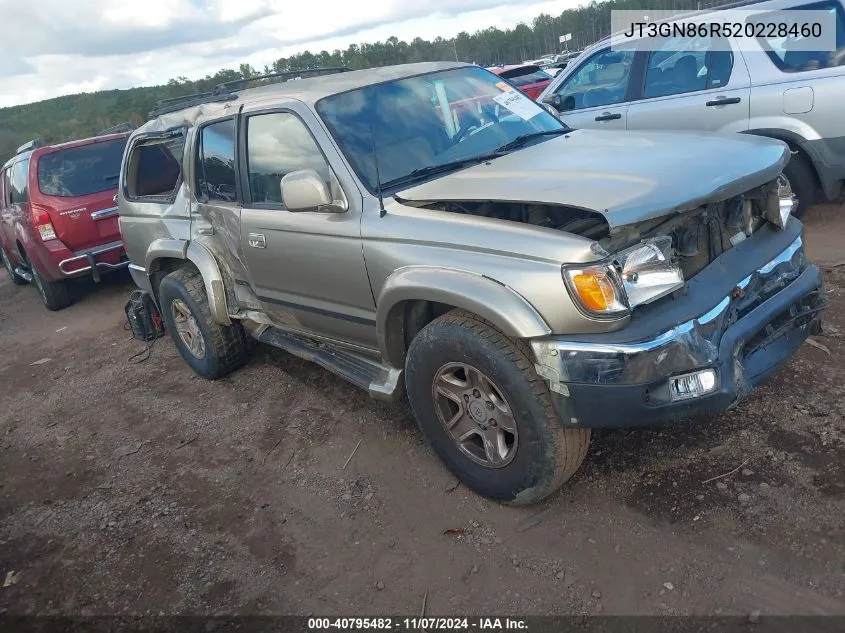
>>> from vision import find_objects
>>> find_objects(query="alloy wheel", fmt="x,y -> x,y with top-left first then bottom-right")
171,299 -> 206,360
431,362 -> 518,468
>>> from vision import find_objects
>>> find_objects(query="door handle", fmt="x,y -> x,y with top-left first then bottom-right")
705,97 -> 741,106
594,112 -> 622,121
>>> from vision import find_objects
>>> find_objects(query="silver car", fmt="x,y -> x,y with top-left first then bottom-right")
539,0 -> 845,217
118,62 -> 825,505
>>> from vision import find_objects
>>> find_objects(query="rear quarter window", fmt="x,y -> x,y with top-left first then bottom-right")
9,159 -> 29,204
37,138 -> 127,197
754,1 -> 845,72
125,133 -> 186,201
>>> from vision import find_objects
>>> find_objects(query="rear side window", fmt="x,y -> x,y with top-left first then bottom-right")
9,159 -> 29,204
196,119 -> 237,203
245,112 -> 330,206
0,169 -> 8,206
755,1 -> 845,72
37,138 -> 127,197
643,35 -> 734,98
125,133 -> 185,201
500,67 -> 552,87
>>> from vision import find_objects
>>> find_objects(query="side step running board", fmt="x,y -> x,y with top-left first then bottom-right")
14,267 -> 33,283
256,326 -> 403,401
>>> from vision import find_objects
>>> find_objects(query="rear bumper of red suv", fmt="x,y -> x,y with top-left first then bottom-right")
34,239 -> 129,283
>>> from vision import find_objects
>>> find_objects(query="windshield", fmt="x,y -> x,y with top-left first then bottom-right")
38,138 -> 127,197
316,66 -> 563,191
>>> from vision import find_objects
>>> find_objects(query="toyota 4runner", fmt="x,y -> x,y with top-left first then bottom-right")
118,62 -> 826,505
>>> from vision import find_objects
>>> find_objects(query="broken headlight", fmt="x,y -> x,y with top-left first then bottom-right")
768,175 -> 796,230
616,236 -> 684,308
563,236 -> 684,318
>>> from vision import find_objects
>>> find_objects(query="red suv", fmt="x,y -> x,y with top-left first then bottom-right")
488,64 -> 554,100
0,133 -> 130,310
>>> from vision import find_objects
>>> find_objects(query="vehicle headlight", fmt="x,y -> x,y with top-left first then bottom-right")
563,236 -> 684,317
616,236 -> 684,307
775,175 -> 795,230
562,264 -> 628,317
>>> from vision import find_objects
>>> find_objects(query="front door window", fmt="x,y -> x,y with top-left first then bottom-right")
555,48 -> 635,111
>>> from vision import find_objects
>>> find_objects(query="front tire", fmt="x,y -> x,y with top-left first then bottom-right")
31,264 -> 72,311
1,247 -> 26,286
158,267 -> 248,379
405,310 -> 590,506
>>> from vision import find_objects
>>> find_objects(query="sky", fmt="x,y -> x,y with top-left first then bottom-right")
0,0 -> 582,108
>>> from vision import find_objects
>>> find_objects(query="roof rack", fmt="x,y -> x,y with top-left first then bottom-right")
148,67 -> 352,119
98,122 -> 136,136
15,139 -> 44,155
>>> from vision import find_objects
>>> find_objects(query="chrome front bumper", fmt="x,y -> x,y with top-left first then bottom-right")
530,235 -> 826,396
58,240 -> 128,282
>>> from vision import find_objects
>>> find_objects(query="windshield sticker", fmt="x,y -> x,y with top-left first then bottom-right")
492,89 -> 542,120
495,81 -> 511,92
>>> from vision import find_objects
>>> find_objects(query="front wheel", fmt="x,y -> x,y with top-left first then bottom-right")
405,310 -> 590,505
158,267 -> 248,379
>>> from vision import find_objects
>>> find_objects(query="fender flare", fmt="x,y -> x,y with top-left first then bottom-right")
145,238 -> 231,326
376,266 -> 551,368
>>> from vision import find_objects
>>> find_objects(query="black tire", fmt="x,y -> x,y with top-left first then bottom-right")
158,267 -> 248,380
405,309 -> 590,506
1,247 -> 26,286
782,153 -> 816,219
31,264 -> 72,311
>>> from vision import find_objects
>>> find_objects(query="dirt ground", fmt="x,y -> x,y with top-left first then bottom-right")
1,204 -> 844,618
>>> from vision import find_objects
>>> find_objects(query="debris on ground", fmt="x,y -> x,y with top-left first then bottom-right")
112,441 -> 143,458
2,571 -> 19,588
342,439 -> 362,470
443,528 -> 466,536
804,338 -> 831,355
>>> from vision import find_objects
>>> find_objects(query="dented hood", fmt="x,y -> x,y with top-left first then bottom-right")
397,129 -> 790,229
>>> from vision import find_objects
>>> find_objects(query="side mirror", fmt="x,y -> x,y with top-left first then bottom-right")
541,102 -> 560,118
542,94 -> 563,109
281,169 -> 345,212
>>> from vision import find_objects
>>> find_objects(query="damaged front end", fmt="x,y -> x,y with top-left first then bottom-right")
530,218 -> 826,428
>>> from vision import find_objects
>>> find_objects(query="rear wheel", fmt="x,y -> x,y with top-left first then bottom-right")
781,153 -> 816,219
1,247 -> 26,286
31,264 -> 72,311
405,310 -> 590,505
158,267 -> 248,379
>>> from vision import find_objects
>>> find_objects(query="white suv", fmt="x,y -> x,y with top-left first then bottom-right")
539,0 -> 845,217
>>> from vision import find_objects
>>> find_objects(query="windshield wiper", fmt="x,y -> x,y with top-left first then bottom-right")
493,128 -> 569,154
379,128 -> 570,190
380,157 -> 494,190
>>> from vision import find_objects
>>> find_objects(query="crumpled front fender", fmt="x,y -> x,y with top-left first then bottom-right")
376,265 -> 551,368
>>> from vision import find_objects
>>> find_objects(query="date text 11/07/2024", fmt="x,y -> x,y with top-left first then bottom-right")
307,617 -> 528,630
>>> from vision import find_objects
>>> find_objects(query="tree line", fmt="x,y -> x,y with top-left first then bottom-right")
0,0 -> 729,163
